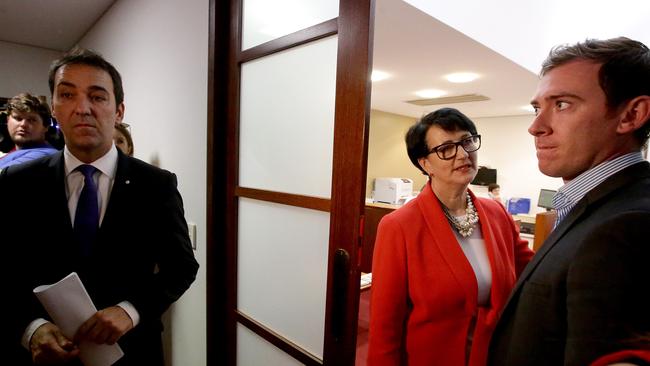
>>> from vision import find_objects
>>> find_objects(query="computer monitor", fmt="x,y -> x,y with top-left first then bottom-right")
537,189 -> 556,211
471,167 -> 497,186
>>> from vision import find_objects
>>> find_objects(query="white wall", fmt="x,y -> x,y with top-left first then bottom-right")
366,110 -> 424,198
474,114 -> 562,213
0,41 -> 61,99
404,0 -> 650,74
78,1 -> 208,365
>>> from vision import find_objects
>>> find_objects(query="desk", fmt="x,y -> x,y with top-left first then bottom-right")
360,203 -> 399,273
533,211 -> 556,251
520,233 -> 535,249
360,272 -> 372,291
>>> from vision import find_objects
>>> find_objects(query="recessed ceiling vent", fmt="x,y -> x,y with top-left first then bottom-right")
405,93 -> 490,106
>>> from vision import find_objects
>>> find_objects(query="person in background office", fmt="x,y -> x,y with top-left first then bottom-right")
0,47 -> 198,365
114,122 -> 134,156
368,107 -> 534,366
489,37 -> 650,366
0,93 -> 59,170
487,183 -> 501,203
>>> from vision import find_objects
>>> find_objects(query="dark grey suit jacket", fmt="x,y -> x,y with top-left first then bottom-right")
0,150 -> 199,366
489,161 -> 650,366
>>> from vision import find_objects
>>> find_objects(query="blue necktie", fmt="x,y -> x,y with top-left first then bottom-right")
74,165 -> 99,257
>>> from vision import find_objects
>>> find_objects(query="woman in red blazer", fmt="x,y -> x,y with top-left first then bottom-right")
368,108 -> 534,366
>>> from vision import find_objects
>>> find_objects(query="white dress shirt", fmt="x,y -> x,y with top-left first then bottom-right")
553,151 -> 644,228
22,145 -> 140,348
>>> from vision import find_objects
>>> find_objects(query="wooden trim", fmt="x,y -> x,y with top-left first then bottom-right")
206,0 -> 216,363
237,311 -> 323,366
236,186 -> 331,212
207,0 -> 244,365
323,0 -> 375,364
206,0 -> 233,364
239,18 -> 338,63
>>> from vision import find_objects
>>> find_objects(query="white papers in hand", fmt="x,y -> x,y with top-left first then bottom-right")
33,272 -> 124,366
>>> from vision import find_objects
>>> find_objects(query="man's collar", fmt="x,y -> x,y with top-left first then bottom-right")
64,145 -> 119,179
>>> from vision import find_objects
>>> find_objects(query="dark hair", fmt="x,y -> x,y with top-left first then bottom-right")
7,93 -> 51,127
48,47 -> 124,108
541,37 -> 650,144
405,107 -> 478,175
488,183 -> 500,192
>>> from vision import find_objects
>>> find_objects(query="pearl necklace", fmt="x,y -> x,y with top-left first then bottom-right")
439,194 -> 479,238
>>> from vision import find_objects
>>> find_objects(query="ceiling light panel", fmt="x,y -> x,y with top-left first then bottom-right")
445,72 -> 480,83
414,89 -> 447,98
371,70 -> 391,82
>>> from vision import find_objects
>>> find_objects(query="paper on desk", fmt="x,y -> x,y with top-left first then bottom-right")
33,272 -> 124,366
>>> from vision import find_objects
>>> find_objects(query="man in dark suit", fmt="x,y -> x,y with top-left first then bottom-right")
488,37 -> 650,366
0,47 -> 199,365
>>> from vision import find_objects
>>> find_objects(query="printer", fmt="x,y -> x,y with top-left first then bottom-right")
374,177 -> 414,204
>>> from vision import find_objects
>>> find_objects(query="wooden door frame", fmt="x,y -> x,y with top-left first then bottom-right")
208,1 -> 375,364
323,0 -> 375,364
207,0 -> 235,364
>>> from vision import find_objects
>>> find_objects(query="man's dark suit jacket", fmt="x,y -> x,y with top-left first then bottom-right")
489,161 -> 650,366
0,150 -> 199,366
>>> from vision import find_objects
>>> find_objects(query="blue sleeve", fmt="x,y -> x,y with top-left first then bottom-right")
0,148 -> 57,168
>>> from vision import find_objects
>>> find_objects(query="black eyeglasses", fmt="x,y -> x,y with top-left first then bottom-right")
427,134 -> 481,160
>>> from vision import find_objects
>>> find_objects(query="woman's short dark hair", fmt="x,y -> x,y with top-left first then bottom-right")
541,37 -> 650,145
405,107 -> 478,175
48,47 -> 124,108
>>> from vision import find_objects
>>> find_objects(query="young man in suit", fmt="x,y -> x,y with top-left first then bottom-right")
0,48 -> 199,365
488,37 -> 650,366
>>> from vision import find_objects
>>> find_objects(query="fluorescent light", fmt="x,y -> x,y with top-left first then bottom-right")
414,89 -> 447,99
521,105 -> 536,113
371,70 -> 391,82
445,72 -> 480,83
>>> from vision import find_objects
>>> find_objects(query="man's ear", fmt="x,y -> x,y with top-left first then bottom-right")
617,95 -> 650,135
115,103 -> 125,124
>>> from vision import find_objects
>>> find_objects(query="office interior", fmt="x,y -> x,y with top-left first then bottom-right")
1,0 -> 649,365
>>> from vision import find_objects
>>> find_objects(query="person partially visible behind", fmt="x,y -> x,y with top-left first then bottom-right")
114,122 -> 134,156
0,93 -> 58,170
368,108 -> 534,366
591,351 -> 650,366
487,183 -> 501,203
489,37 -> 650,366
590,334 -> 650,366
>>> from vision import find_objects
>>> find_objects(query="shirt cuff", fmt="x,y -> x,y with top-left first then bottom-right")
117,301 -> 140,327
21,318 -> 49,350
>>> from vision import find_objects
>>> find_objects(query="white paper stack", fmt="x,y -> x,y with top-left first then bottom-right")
33,272 -> 124,366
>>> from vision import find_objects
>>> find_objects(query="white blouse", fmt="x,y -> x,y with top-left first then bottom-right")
450,220 -> 493,306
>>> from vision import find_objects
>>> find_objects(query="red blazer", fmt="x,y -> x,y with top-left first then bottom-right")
368,184 -> 533,366
590,350 -> 650,366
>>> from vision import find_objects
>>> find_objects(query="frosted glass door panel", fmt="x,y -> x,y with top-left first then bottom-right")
242,0 -> 339,49
238,198 -> 330,358
239,36 -> 337,199
237,324 -> 305,366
